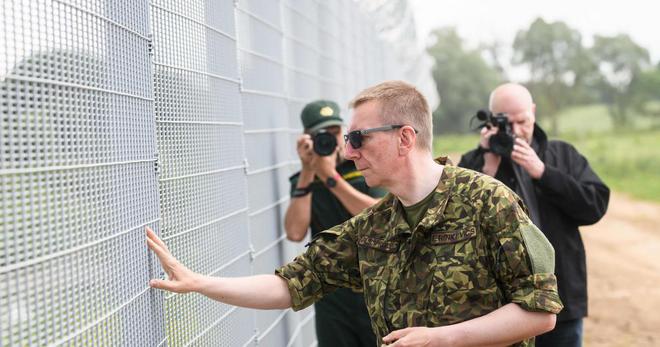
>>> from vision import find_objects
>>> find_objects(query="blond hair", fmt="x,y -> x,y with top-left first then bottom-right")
350,80 -> 432,151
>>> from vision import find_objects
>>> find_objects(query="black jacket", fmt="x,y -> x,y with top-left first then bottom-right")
459,124 -> 610,321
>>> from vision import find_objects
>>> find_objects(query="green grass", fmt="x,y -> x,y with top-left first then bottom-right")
563,129 -> 660,202
539,103 -> 660,136
432,114 -> 660,203
433,133 -> 480,158
539,104 -> 613,135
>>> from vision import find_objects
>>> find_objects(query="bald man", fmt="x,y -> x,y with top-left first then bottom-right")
459,83 -> 610,347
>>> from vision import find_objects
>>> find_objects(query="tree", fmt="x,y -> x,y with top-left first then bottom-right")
590,34 -> 651,126
427,28 -> 502,134
631,64 -> 660,118
512,18 -> 595,134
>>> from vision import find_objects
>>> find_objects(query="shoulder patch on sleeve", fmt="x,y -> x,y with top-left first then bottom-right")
520,223 -> 555,274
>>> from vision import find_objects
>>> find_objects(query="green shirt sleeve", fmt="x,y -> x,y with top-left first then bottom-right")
480,183 -> 564,314
275,218 -> 363,311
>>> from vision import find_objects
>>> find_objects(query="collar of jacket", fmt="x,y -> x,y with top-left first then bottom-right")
368,165 -> 456,240
532,123 -> 548,156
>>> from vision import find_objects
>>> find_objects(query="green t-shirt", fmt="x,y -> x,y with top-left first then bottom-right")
402,189 -> 436,229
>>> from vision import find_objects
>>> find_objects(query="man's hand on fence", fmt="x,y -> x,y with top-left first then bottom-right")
146,227 -> 200,293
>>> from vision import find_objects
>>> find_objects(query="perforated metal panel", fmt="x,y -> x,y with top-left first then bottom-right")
0,0 -> 163,346
1,0 -> 436,346
149,1 -> 254,346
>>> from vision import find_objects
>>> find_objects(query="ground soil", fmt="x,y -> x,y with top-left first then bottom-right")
582,193 -> 660,347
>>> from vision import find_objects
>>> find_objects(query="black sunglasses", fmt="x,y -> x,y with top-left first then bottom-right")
343,125 -> 418,149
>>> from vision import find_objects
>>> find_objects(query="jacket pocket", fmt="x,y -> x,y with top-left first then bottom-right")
357,235 -> 400,280
426,226 -> 500,325
356,235 -> 400,333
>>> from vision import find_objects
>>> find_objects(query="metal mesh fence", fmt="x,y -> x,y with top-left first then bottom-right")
1,0 -> 436,346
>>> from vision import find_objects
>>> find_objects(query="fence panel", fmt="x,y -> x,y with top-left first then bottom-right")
1,0 -> 436,345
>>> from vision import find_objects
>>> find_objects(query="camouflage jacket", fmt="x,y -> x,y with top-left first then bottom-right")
276,165 -> 563,346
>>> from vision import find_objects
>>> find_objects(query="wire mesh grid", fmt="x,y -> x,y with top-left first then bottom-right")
1,80 -> 155,171
1,0 -> 161,345
240,93 -> 289,131
236,6 -> 285,97
0,164 -> 159,267
153,67 -> 242,124
156,124 -> 244,178
1,0 -> 436,345
150,2 -> 238,82
162,234 -> 252,347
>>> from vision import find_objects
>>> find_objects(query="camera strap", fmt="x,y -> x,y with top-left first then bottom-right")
512,163 -> 541,226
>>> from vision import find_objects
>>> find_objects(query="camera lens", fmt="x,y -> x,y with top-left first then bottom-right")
489,133 -> 514,157
476,109 -> 490,121
313,132 -> 337,156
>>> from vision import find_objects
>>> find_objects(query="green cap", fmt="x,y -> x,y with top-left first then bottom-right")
301,100 -> 343,132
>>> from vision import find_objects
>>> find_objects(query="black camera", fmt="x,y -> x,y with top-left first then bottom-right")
474,109 -> 515,157
312,129 -> 337,156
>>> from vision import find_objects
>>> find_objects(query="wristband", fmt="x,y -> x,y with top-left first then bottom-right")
325,172 -> 341,188
291,186 -> 311,197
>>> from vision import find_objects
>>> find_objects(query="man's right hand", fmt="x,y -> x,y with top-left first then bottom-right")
146,227 -> 200,293
479,125 -> 499,151
296,134 -> 314,170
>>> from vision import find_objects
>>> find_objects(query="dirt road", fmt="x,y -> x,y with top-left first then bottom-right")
582,193 -> 660,346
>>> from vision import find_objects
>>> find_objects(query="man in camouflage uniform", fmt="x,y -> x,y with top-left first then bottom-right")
147,81 -> 563,346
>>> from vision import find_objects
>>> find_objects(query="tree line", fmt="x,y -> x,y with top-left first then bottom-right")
429,17 -> 660,134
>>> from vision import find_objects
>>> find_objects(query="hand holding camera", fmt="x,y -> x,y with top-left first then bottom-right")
473,109 -> 545,178
309,129 -> 338,179
296,130 -> 338,178
479,124 -> 498,150
474,109 -> 515,157
296,134 -> 314,170
511,137 -> 545,179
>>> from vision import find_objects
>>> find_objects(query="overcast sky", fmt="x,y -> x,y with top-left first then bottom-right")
410,0 -> 660,70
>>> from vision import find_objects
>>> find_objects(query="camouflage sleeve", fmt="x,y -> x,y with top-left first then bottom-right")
274,219 -> 362,311
480,183 -> 564,314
